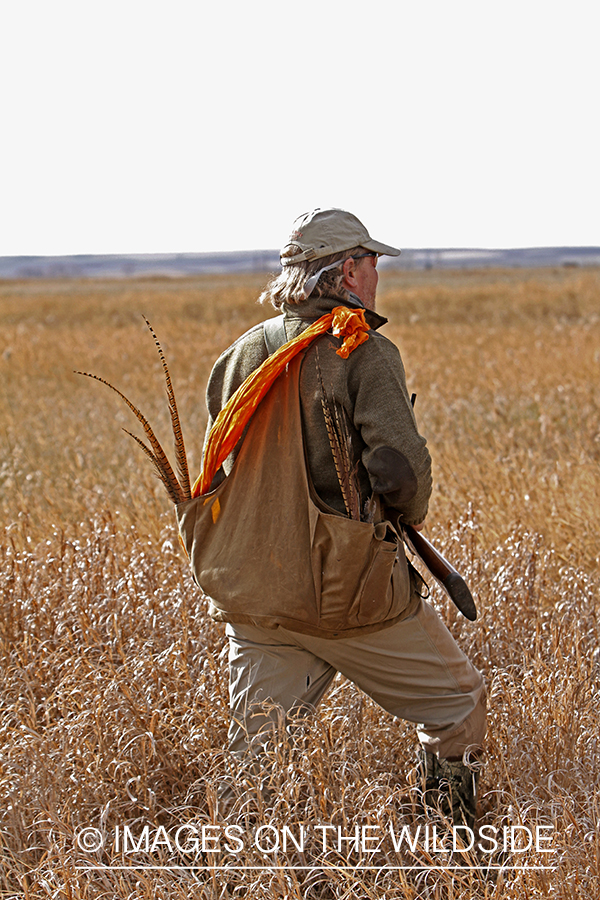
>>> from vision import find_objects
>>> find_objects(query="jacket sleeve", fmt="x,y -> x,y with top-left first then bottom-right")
346,332 -> 432,526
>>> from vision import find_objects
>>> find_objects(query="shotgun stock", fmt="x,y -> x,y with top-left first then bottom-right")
403,524 -> 478,621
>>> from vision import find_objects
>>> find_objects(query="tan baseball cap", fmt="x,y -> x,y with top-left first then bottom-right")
281,208 -> 401,266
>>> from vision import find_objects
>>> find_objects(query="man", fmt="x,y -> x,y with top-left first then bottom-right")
200,208 -> 486,827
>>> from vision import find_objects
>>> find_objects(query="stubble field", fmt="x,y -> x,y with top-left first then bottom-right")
0,266 -> 599,899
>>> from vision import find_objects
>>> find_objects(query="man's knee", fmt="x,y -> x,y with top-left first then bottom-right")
420,678 -> 487,759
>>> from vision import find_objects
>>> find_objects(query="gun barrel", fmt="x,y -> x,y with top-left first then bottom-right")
403,525 -> 477,621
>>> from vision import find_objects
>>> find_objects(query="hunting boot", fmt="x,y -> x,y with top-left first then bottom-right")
417,750 -> 480,830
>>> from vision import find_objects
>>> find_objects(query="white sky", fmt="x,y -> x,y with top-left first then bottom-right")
1,0 -> 598,256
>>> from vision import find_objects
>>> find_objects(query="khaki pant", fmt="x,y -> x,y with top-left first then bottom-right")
226,598 -> 486,761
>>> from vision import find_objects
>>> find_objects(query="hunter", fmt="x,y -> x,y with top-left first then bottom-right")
192,208 -> 486,827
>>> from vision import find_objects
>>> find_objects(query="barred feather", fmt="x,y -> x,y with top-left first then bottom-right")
142,316 -> 191,500
76,370 -> 186,504
330,393 -> 361,521
315,349 -> 361,520
122,430 -> 184,504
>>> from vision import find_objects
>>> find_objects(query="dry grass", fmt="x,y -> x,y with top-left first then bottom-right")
0,266 -> 599,898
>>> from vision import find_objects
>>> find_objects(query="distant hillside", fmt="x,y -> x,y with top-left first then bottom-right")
1,246 -> 599,279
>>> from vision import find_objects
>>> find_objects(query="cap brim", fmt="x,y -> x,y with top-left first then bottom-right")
362,239 -> 401,257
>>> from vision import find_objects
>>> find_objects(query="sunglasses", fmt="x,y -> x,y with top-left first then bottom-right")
351,252 -> 379,267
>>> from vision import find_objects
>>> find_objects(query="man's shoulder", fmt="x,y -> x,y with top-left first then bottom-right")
331,326 -> 406,393
214,320 -> 267,360
207,318 -> 274,402
348,323 -> 403,366
210,319 -> 273,370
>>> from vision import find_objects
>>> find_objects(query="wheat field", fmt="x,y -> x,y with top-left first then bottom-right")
0,266 -> 599,899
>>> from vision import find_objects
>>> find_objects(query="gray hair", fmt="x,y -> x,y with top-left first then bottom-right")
259,245 -> 365,309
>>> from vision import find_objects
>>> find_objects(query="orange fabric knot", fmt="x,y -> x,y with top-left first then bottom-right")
330,306 -> 371,358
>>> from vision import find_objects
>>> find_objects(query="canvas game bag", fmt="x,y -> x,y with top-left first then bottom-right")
176,353 -> 413,639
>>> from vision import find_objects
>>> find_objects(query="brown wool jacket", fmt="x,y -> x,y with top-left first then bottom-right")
204,292 -> 432,529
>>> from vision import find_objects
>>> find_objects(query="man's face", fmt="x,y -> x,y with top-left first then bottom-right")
353,253 -> 379,311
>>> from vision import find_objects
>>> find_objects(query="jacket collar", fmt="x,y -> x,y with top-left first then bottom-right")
282,291 -> 388,331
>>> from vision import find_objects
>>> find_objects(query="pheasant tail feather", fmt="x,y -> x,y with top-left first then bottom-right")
123,430 -> 185,504
76,370 -> 186,504
315,350 -> 361,520
331,395 -> 361,520
142,316 -> 191,500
